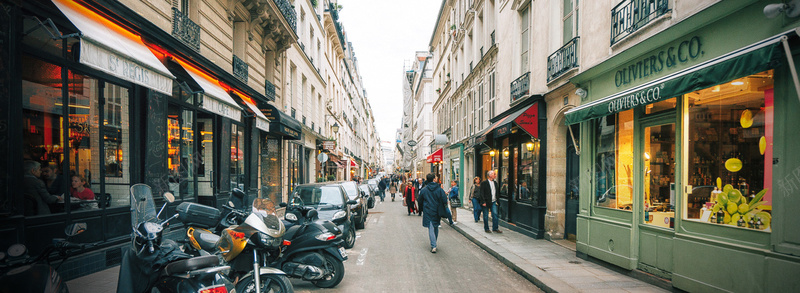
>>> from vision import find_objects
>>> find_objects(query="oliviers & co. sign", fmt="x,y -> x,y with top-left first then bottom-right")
615,36 -> 703,88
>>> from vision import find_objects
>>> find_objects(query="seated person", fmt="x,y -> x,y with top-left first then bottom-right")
70,175 -> 94,200
23,160 -> 62,216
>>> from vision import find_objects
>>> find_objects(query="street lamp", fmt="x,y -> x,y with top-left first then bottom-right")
331,122 -> 340,134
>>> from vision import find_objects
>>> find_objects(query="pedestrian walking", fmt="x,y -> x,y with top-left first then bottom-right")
415,178 -> 424,217
480,170 -> 502,233
420,173 -> 451,253
447,180 -> 459,223
469,176 -> 483,222
389,176 -> 398,201
378,176 -> 387,202
402,176 -> 417,215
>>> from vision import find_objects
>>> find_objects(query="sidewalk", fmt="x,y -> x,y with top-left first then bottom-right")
451,208 -> 670,293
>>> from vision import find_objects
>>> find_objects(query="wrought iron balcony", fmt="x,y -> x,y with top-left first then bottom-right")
233,54 -> 248,83
547,37 -> 579,82
510,72 -> 530,104
611,0 -> 669,46
172,8 -> 200,51
265,80 -> 276,100
276,0 -> 297,33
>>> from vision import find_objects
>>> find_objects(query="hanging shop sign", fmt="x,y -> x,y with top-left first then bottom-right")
514,103 -> 539,138
322,140 -> 337,151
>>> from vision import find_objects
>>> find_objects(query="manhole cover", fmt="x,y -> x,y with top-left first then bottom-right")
569,261 -> 582,264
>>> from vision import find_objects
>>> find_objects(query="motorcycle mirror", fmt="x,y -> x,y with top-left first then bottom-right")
347,200 -> 357,205
65,222 -> 87,237
163,192 -> 175,203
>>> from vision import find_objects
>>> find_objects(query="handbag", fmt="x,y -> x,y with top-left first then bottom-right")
449,197 -> 461,208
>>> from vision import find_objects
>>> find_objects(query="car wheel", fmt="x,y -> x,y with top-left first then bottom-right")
344,225 -> 355,248
355,214 -> 365,229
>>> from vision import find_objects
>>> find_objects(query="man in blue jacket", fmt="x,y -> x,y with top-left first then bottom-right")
420,173 -> 452,253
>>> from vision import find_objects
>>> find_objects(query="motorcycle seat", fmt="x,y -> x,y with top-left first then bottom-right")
193,230 -> 220,251
163,255 -> 219,276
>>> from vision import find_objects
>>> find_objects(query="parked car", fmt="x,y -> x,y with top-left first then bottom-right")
289,182 -> 358,249
340,181 -> 368,229
360,184 -> 375,209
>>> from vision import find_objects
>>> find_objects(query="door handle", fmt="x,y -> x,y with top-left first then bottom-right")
210,170 -> 214,190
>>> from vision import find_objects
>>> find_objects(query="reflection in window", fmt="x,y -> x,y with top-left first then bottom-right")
68,70 -> 99,208
230,124 -> 245,192
518,138 -> 541,205
595,110 -> 634,210
685,70 -> 773,231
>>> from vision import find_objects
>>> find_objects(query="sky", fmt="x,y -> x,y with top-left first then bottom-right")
337,0 -> 442,146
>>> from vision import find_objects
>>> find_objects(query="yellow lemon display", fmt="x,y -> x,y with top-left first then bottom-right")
740,109 -> 754,128
759,136 -> 767,155
725,158 -> 743,172
717,177 -> 722,189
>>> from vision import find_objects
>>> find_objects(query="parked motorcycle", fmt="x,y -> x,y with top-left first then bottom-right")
277,196 -> 348,288
0,223 -> 89,293
117,183 -> 234,293
179,189 -> 292,293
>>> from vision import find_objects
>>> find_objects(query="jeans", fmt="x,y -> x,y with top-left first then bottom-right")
428,222 -> 439,248
483,201 -> 499,231
379,189 -> 385,201
471,198 -> 482,222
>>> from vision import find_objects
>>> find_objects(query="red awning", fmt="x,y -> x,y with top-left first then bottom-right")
350,160 -> 358,168
430,148 -> 443,163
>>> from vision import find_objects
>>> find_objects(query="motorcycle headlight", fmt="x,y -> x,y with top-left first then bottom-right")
259,232 -> 282,248
285,213 -> 298,221
332,210 -> 347,221
315,232 -> 336,242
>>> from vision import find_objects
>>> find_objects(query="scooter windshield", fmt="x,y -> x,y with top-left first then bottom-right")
245,198 -> 285,238
130,184 -> 157,226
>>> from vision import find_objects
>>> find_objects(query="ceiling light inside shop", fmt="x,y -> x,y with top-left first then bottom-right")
731,81 -> 745,85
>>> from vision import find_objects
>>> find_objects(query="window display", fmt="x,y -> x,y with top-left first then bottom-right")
595,110 -> 634,210
518,138 -> 541,205
643,124 -> 676,228
684,70 -> 773,231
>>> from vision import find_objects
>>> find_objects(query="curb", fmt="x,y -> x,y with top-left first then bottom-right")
451,224 -> 561,293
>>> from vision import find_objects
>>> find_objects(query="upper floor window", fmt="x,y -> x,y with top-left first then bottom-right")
563,0 -> 578,44
520,6 -> 530,73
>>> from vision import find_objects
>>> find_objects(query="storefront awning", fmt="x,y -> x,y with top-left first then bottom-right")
259,104 -> 302,140
427,148 -> 443,163
473,102 -> 541,146
350,160 -> 358,168
232,93 -> 270,132
564,32 -> 790,125
52,0 -> 174,95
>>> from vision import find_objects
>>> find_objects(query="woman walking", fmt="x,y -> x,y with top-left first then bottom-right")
469,176 -> 482,222
447,180 -> 459,223
389,176 -> 398,201
402,176 -> 417,215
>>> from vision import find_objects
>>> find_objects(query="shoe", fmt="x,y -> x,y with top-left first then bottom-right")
452,222 -> 457,225
485,230 -> 492,233
474,220 -> 479,223
431,247 -> 437,253
493,230 -> 503,233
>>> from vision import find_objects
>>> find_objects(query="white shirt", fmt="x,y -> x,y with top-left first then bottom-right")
489,180 -> 496,202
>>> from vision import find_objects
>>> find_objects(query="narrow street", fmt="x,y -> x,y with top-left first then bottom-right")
289,194 -> 541,293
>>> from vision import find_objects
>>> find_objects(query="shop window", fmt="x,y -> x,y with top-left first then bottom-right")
595,109 -> 634,210
167,105 -> 195,200
518,138 -> 541,205
22,56 -> 65,216
684,70 -> 773,231
642,123 -> 676,228
230,123 -> 245,191
499,139 -> 510,199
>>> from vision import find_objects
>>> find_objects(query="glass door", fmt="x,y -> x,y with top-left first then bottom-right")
642,123 -> 677,228
197,112 -> 215,200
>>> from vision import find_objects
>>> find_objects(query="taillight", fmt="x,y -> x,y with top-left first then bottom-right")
282,240 -> 291,246
198,285 -> 227,293
315,232 -> 336,241
228,230 -> 245,240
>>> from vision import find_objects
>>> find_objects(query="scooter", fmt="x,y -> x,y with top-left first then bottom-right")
0,223 -> 90,293
276,196 -> 348,288
178,193 -> 293,293
117,183 -> 234,293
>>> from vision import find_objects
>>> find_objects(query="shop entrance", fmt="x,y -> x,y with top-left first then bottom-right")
197,112 -> 217,205
637,119 -> 676,278
565,127 -> 580,241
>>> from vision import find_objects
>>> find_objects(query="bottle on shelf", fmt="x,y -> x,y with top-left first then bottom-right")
737,215 -> 745,227
739,178 -> 749,198
716,208 -> 725,224
710,211 -> 717,223
748,216 -> 755,228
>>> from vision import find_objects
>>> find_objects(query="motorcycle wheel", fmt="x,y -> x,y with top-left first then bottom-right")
344,225 -> 355,249
311,253 -> 344,288
236,274 -> 293,293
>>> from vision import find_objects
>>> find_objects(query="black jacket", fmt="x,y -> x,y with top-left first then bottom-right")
479,179 -> 499,205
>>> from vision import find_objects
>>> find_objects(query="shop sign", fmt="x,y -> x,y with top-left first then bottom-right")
80,41 -> 173,95
278,124 -> 299,138
256,118 -> 270,132
514,104 -> 539,138
202,95 -> 241,121
495,123 -> 512,137
322,140 -> 337,151
614,36 -> 703,88
607,83 -> 664,114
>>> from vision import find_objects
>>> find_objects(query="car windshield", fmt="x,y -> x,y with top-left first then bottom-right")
341,182 -> 359,200
359,185 -> 370,193
291,186 -> 344,208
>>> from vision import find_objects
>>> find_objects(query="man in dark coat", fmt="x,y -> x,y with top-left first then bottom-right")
378,176 -> 387,201
23,160 -> 62,216
414,178 -> 424,216
420,173 -> 451,253
480,170 -> 502,233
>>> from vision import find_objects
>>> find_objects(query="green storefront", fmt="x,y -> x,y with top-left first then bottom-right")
567,1 -> 800,291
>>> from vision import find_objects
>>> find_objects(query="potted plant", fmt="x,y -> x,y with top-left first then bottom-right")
436,88 -> 441,94
317,176 -> 326,182
327,174 -> 336,181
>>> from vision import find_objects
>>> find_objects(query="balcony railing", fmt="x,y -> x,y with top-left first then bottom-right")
510,72 -> 530,104
172,8 -> 200,51
611,0 -> 669,45
233,54 -> 248,82
265,80 -> 276,100
547,37 -> 579,82
276,0 -> 297,33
